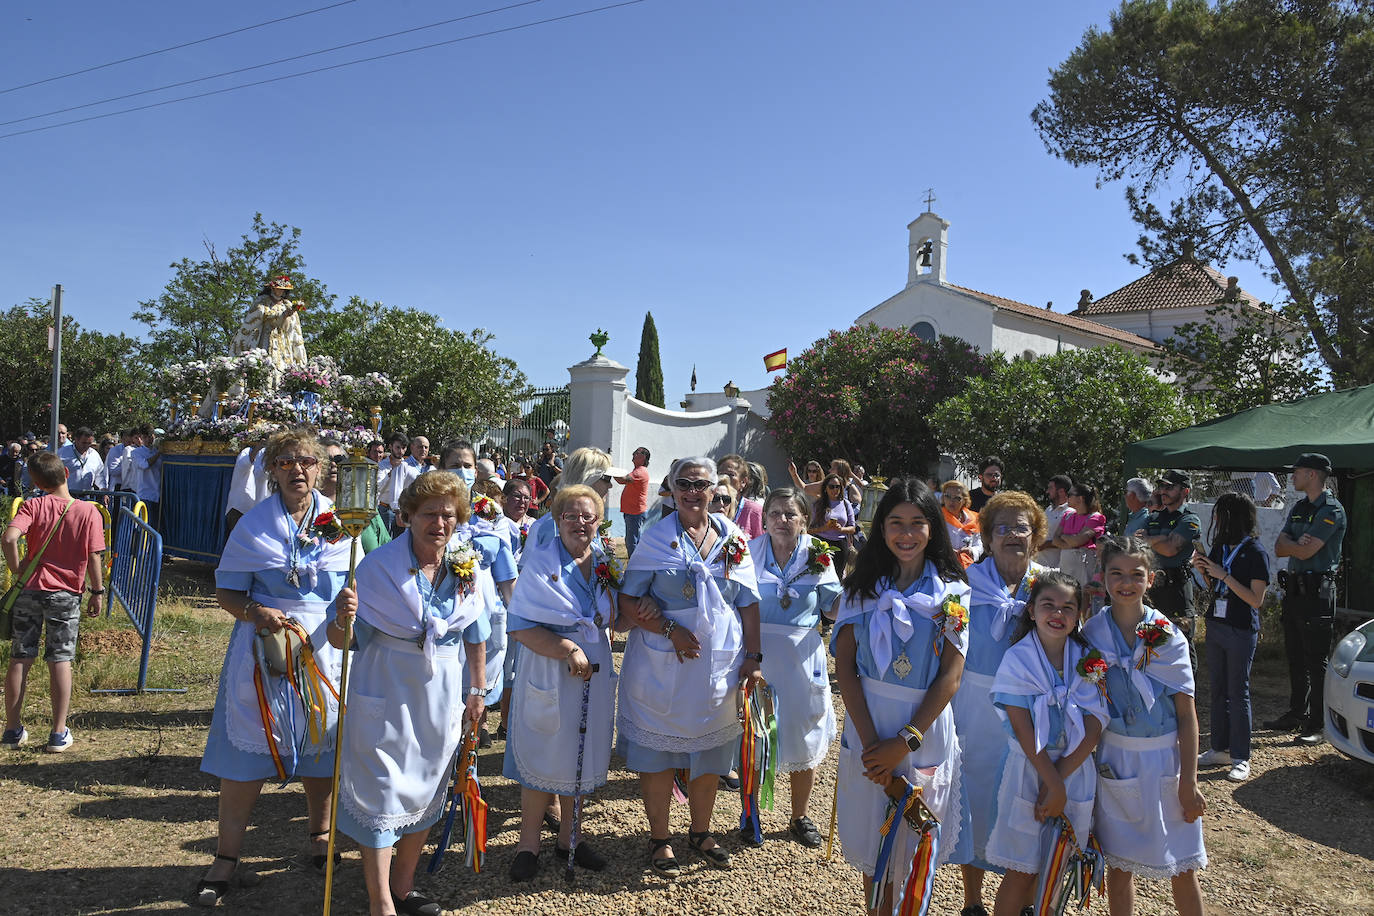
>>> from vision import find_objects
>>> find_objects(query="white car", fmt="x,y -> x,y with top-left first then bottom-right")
1325,616 -> 1374,765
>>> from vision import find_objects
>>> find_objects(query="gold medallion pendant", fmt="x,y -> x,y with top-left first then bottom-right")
892,652 -> 913,680
682,582 -> 696,600
779,596 -> 792,609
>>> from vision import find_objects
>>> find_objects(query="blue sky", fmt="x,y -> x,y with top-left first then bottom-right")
1,0 -> 1282,399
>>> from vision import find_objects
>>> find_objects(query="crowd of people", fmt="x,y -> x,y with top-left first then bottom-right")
1,425 -> 1348,916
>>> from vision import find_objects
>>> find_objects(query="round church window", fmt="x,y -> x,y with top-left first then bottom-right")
910,321 -> 936,342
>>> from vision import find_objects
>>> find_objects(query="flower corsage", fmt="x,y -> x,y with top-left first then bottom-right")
309,509 -> 346,545
932,592 -> 969,657
720,532 -> 749,578
445,543 -> 481,599
803,537 -> 838,575
471,494 -> 499,521
1076,647 -> 1109,697
1135,618 -> 1172,670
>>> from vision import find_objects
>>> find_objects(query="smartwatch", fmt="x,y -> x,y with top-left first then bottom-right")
744,651 -> 764,663
902,724 -> 924,752
468,686 -> 491,698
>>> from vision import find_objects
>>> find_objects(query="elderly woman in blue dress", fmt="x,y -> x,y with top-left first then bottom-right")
951,489 -> 1050,916
465,478 -> 518,746
616,456 -> 763,876
746,487 -> 842,849
502,484 -> 619,881
831,478 -> 972,916
331,471 -> 491,916
197,428 -> 358,907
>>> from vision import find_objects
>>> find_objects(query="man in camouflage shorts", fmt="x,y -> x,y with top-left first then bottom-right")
3,451 -> 106,753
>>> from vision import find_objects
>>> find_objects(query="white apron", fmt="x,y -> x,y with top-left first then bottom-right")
949,668 -> 1001,860
508,628 -> 615,795
340,630 -> 466,833
759,621 -> 834,772
223,595 -> 341,756
837,676 -> 964,875
984,734 -> 1097,874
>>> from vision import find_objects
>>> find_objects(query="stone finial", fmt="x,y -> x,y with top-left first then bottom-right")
590,328 -> 609,356
1078,289 -> 1092,308
1182,239 -> 1196,260
1045,301 -> 1053,310
1225,277 -> 1240,302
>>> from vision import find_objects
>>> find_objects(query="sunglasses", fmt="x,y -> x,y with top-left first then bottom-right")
274,456 -> 319,470
673,478 -> 713,492
711,494 -> 732,505
329,454 -> 346,465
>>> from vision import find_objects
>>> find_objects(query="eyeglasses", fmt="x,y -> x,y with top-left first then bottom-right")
673,478 -> 713,492
275,456 -> 319,470
766,510 -> 801,521
329,454 -> 346,465
993,524 -> 1033,537
559,512 -> 599,524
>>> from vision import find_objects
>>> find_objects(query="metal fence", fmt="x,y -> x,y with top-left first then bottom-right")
475,385 -> 570,464
94,506 -> 183,695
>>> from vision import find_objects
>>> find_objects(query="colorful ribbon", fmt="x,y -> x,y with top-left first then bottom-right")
251,618 -> 339,782
895,820 -> 939,916
738,681 -> 779,844
867,780 -> 913,915
428,729 -> 486,874
1034,816 -> 1106,914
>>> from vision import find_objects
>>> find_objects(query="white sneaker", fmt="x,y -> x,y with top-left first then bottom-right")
1226,760 -> 1251,781
1197,748 -> 1232,767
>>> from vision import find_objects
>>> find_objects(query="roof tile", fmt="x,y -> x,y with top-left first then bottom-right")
1075,258 -> 1260,315
947,284 -> 1158,350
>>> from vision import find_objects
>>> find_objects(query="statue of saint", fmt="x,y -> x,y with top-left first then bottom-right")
230,274 -> 308,369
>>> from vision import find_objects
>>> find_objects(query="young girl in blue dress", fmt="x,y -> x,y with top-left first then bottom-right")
832,478 -> 972,916
1082,538 -> 1206,916
986,571 -> 1107,915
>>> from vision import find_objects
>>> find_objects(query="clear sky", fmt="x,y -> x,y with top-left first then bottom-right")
0,0 -> 1282,400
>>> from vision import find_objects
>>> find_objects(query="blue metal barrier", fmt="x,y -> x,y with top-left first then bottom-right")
93,506 -> 185,695
69,488 -> 140,520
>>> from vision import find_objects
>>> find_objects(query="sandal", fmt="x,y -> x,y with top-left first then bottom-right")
194,853 -> 237,907
309,831 -> 342,872
648,837 -> 680,878
688,830 -> 731,870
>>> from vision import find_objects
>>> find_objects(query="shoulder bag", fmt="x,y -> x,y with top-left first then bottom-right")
0,499 -> 76,640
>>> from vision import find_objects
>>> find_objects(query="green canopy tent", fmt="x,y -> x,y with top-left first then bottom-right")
1124,383 -> 1374,617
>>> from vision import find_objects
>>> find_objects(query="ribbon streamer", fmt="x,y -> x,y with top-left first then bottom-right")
428,729 -> 486,874
250,618 -> 339,782
1034,816 -> 1106,915
737,681 -> 778,845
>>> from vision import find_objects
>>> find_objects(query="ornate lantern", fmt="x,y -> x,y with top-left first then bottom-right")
858,477 -> 888,528
335,455 -> 379,542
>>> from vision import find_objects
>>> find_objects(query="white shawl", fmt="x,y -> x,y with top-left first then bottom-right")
217,490 -> 352,589
506,532 -> 616,642
1082,606 -> 1195,713
991,632 -> 1108,755
749,534 -> 839,607
624,513 -> 758,645
833,564 -> 972,678
967,558 -> 1049,642
353,530 -> 490,673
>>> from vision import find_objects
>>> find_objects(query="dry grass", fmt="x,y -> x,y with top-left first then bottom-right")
1,566 -> 1371,915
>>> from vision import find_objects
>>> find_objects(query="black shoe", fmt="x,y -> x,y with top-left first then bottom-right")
790,816 -> 823,848
509,849 -> 540,882
738,826 -> 764,848
543,810 -> 561,833
1264,711 -> 1304,731
648,837 -> 679,878
719,772 -> 742,791
194,854 -> 237,908
495,724 -> 507,741
688,830 -> 731,870
309,831 -> 341,872
1296,725 -> 1324,746
960,907 -> 989,916
478,727 -> 492,749
396,891 -> 443,916
554,841 -> 607,871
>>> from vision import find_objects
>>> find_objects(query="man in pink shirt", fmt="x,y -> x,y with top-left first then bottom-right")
615,446 -> 652,556
2,452 -> 106,753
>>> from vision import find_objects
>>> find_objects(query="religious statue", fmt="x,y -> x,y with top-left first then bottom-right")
229,274 -> 309,369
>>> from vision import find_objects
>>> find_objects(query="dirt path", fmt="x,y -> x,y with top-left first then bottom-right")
1,594 -> 1371,915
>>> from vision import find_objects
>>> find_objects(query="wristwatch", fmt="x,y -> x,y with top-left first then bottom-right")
902,724 -> 924,752
744,651 -> 764,663
87,588 -> 105,595
468,686 -> 491,698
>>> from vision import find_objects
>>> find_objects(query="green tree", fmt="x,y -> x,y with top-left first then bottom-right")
309,297 -> 528,444
0,299 -> 157,437
1159,301 -> 1327,417
932,347 -> 1193,518
1032,0 -> 1374,386
765,325 -> 994,478
634,312 -> 665,408
132,213 -> 333,366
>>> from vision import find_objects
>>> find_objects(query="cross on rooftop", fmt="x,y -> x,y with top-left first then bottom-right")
923,188 -> 936,212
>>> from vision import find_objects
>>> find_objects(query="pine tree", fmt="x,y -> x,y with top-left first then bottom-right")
634,312 -> 665,408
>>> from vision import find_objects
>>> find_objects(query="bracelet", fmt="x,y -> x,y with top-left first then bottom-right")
903,723 -> 924,743
243,599 -> 262,621
87,588 -> 105,595
662,619 -> 678,640
328,618 -> 347,633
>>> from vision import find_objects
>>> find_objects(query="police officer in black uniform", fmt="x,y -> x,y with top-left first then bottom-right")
1268,453 -> 1346,745
1138,469 -> 1203,671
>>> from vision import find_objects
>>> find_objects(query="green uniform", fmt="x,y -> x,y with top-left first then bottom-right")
1281,491 -> 1346,573
1142,505 -> 1203,671
1278,489 -> 1345,730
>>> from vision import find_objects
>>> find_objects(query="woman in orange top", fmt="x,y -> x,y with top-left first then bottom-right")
940,480 -> 982,569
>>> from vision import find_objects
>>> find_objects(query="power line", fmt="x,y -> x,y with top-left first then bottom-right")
0,1 -> 361,96
1,0 -> 547,128
0,1 -> 647,142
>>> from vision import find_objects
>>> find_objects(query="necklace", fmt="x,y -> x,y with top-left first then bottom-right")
281,493 -> 316,588
772,538 -> 803,608
680,519 -> 711,600
411,543 -> 452,623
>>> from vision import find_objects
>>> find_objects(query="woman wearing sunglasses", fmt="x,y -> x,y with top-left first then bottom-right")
197,429 -> 358,906
320,442 -> 391,553
616,457 -> 764,877
808,473 -> 859,580
950,490 -> 1051,916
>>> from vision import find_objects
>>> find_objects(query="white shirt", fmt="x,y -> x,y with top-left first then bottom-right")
1040,502 -> 1074,567
130,445 -> 162,502
225,447 -> 269,516
378,456 -> 418,507
58,443 -> 107,491
105,444 -> 133,489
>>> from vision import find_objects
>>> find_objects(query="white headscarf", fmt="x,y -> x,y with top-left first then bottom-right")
1082,606 -> 1194,712
833,563 -> 971,677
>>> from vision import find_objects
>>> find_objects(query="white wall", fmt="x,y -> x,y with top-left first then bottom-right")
856,282 -> 996,351
622,397 -> 734,475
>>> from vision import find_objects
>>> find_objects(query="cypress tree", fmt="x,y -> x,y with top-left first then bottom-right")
634,311 -> 665,407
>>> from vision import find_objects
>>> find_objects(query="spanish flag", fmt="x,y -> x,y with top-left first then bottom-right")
764,348 -> 788,373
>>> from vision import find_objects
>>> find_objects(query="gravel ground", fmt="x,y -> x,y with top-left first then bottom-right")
1,612 -> 1372,915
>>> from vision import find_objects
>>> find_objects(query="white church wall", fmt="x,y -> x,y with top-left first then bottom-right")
859,281 -> 996,351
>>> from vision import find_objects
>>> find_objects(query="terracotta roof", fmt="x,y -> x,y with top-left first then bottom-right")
947,284 -> 1158,350
1074,257 -> 1262,315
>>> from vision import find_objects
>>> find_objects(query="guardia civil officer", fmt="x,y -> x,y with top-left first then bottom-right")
1268,453 -> 1346,746
1138,469 -> 1203,671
